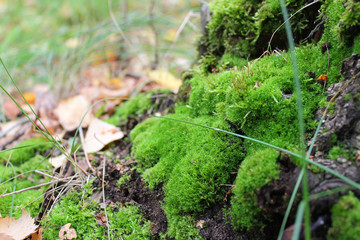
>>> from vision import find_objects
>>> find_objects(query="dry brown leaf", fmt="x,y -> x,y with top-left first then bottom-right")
195,220 -> 205,229
3,96 -> 20,119
29,226 -> 43,240
148,68 -> 181,91
0,232 -> 14,240
0,209 -> 38,240
59,223 -> 77,240
84,118 -> 124,153
54,95 -> 93,132
49,154 -> 68,169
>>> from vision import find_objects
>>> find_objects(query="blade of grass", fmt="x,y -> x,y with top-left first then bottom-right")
279,0 -> 310,238
277,70 -> 360,239
154,116 -> 360,188
293,201 -> 305,240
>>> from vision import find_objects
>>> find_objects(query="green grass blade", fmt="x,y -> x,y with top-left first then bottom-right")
293,201 -> 305,240
279,0 -> 310,238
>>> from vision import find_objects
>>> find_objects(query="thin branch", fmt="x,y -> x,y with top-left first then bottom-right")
79,127 -> 95,173
149,0 -> 159,69
161,11 -> 199,64
0,179 -> 71,198
108,0 -> 145,65
267,0 -> 320,52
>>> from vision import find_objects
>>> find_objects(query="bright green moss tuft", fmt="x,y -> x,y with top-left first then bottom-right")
328,146 -> 354,161
105,90 -> 172,126
128,0 -> 360,234
42,185 -> 152,240
0,137 -> 52,165
231,149 -> 280,229
164,207 -> 202,240
0,155 -> 51,218
328,192 -> 360,239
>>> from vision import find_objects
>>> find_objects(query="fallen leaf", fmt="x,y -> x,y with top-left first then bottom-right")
196,220 -> 205,229
0,209 -> 38,240
49,154 -> 68,169
148,68 -> 181,91
0,233 -> 14,240
54,95 -> 93,131
59,223 -> 77,240
3,97 -> 20,119
29,226 -> 43,240
84,118 -> 124,153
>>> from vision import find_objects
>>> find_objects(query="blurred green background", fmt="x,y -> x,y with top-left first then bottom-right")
0,0 -> 201,93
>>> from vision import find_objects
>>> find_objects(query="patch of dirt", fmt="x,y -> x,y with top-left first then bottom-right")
196,201 -> 264,240
97,165 -> 168,237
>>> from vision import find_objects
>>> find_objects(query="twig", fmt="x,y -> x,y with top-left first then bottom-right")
34,170 -> 60,180
0,179 -> 70,198
47,174 -> 80,216
0,122 -> 31,150
102,159 -> 111,240
324,43 -> 331,93
0,117 -> 29,138
108,0 -> 145,65
79,127 -> 95,173
122,0 -> 128,24
274,49 -> 288,62
161,11 -> 199,64
301,17 -> 328,43
149,0 -> 159,70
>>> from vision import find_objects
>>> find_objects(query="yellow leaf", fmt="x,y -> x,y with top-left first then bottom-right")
148,68 -> 181,91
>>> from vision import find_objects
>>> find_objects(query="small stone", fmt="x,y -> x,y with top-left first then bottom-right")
337,157 -> 347,164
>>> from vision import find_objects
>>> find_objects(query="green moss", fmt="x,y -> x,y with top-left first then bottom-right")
231,149 -> 280,229
328,146 -> 353,161
205,0 -> 318,58
127,0 -> 360,234
344,93 -> 352,101
105,89 -> 172,126
164,209 -> 201,240
0,137 -> 52,165
117,172 -> 130,188
0,155 -> 51,218
336,0 -> 360,45
42,184 -> 152,240
328,192 -> 360,239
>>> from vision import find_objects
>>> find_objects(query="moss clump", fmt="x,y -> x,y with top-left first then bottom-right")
0,137 -> 52,165
0,155 -> 51,218
328,192 -> 360,239
164,208 -> 201,240
42,183 -> 152,240
131,113 -> 244,208
204,0 -> 319,59
128,0 -> 360,234
328,145 -> 353,161
105,89 -> 172,126
335,0 -> 360,45
131,112 -> 244,236
231,149 -> 280,229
